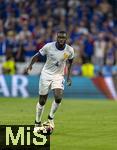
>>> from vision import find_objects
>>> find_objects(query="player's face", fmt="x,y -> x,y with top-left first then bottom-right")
57,33 -> 67,46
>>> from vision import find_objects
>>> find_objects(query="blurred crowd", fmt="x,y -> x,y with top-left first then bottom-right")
0,0 -> 117,77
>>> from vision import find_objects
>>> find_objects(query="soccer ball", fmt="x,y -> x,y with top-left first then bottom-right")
42,124 -> 54,135
34,124 -> 53,135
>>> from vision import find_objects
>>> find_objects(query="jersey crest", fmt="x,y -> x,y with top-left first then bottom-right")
63,53 -> 69,60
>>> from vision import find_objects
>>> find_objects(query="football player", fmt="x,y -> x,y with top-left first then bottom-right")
26,31 -> 74,131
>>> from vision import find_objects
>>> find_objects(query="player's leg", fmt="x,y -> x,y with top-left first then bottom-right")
35,94 -> 48,126
35,73 -> 51,126
43,75 -> 64,128
45,88 -> 63,128
49,76 -> 64,120
49,88 -> 63,119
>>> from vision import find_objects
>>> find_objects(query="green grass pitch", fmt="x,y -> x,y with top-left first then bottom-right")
0,97 -> 117,150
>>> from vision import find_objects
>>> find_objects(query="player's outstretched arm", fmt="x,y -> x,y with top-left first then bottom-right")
25,52 -> 39,74
66,59 -> 73,86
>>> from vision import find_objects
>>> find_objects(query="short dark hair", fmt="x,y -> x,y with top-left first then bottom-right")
57,31 -> 67,35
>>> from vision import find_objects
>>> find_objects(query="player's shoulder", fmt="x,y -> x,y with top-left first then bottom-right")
45,42 -> 55,46
66,44 -> 74,53
44,42 -> 55,49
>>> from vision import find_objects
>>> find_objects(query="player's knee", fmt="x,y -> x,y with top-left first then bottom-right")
39,98 -> 47,106
39,95 -> 47,106
39,100 -> 46,106
54,95 -> 62,104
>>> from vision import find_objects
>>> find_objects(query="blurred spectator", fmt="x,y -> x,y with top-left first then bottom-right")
105,40 -> 116,64
4,16 -> 16,32
81,58 -> 95,78
102,59 -> 113,77
36,37 -> 46,62
0,33 -> 7,62
84,34 -> 94,60
23,34 -> 37,62
93,32 -> 106,66
6,30 -> 20,59
72,58 -> 82,76
16,21 -> 31,42
0,0 -> 7,20
0,19 -> 4,33
2,49 -> 16,75
0,0 -> 116,75
99,0 -> 112,15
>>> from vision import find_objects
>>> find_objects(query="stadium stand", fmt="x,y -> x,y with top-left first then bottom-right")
0,0 -> 117,76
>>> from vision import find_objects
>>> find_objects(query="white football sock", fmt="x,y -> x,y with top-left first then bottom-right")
36,102 -> 44,123
49,100 -> 60,119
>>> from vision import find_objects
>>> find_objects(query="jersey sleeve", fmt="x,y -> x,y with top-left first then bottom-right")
39,44 -> 48,56
68,48 -> 74,60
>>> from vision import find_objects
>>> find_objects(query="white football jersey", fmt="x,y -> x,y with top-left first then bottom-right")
39,42 -> 74,75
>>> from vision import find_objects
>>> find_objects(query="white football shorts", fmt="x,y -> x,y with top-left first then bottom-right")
39,72 -> 65,95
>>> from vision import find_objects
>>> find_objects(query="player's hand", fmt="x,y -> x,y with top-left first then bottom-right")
66,78 -> 72,86
25,65 -> 32,74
